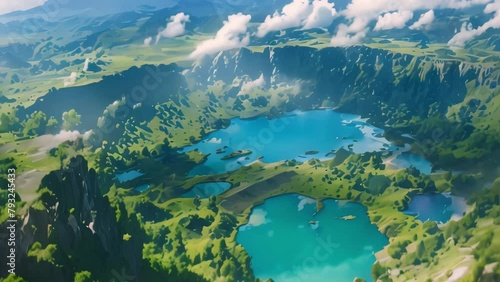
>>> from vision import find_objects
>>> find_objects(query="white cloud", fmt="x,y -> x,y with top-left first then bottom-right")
330,24 -> 367,46
257,0 -> 336,37
448,0 -> 500,46
485,0 -> 500,13
297,196 -> 316,211
82,130 -> 93,142
155,12 -> 190,44
347,17 -> 371,33
206,137 -> 222,144
53,130 -> 80,143
34,130 -> 81,153
190,13 -> 251,60
104,97 -> 126,118
342,0 -> 489,20
246,209 -> 269,227
143,36 -> 153,46
83,58 -> 90,72
374,10 -> 413,31
0,0 -> 46,15
330,0 -> 491,47
446,0 -> 491,9
257,0 -> 312,37
409,10 -> 435,30
63,72 -> 77,86
238,74 -> 266,96
303,0 -> 337,29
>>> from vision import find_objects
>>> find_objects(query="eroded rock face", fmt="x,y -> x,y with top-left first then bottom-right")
193,45 -> 493,121
13,155 -> 125,281
21,155 -> 120,256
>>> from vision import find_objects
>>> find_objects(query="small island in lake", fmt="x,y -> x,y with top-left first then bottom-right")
333,215 -> 356,220
221,150 -> 252,160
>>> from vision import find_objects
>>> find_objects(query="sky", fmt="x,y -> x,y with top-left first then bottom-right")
182,0 -> 497,56
0,0 -> 47,15
1,0 -> 498,49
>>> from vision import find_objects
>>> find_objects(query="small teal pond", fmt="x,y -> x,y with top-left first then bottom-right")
404,193 -> 467,223
182,109 -> 400,176
181,182 -> 232,198
236,194 -> 388,282
116,170 -> 144,183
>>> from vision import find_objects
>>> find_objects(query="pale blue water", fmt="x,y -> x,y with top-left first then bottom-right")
392,153 -> 432,174
404,194 -> 467,223
236,194 -> 388,282
181,182 -> 232,198
115,170 -> 144,183
134,184 -> 150,192
182,109 -> 398,176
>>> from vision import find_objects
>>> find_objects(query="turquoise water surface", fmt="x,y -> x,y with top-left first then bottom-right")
182,109 -> 397,176
236,194 -> 388,282
177,109 -> 436,280
115,170 -> 144,183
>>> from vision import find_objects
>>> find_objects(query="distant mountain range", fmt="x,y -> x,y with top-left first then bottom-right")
1,0 -> 353,22
0,0 -> 176,22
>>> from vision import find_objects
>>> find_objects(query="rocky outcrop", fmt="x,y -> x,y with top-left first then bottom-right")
21,155 -> 120,255
15,155 -> 124,281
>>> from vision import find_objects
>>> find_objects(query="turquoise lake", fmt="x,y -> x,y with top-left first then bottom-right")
115,170 -> 144,183
236,194 -> 388,282
182,109 -> 407,176
178,109 -> 437,280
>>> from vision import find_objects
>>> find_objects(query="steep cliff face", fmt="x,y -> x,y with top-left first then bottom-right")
16,155 -> 124,281
22,156 -> 119,253
194,45 -> 497,122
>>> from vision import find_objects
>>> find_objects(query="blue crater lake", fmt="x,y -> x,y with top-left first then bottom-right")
236,194 -> 388,282
404,193 -> 468,223
182,109 -> 401,176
